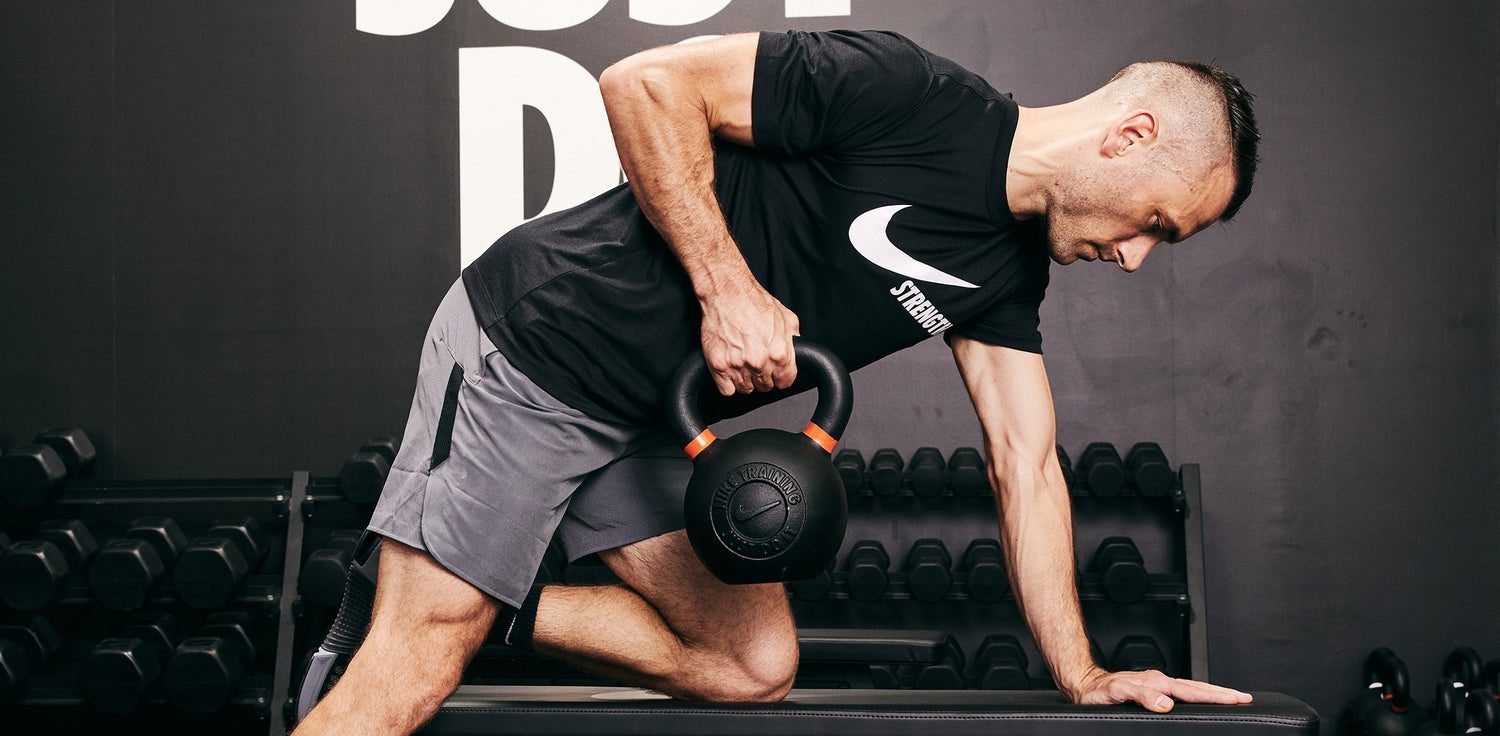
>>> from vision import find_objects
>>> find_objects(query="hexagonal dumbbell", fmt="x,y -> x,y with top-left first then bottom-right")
0,519 -> 99,610
867,449 -> 904,496
977,634 -> 1031,690
1110,635 -> 1168,673
299,529 -> 363,608
1055,445 -> 1078,492
908,447 -> 947,497
962,538 -> 1008,603
0,615 -> 60,706
844,540 -> 890,602
164,611 -> 258,713
89,517 -> 189,611
904,538 -> 953,603
1092,536 -> 1150,604
833,449 -> 866,495
788,558 -> 834,602
914,635 -> 966,690
948,447 -> 987,497
0,427 -> 96,509
79,612 -> 178,714
1079,443 -> 1126,497
339,437 -> 399,505
1124,442 -> 1173,498
0,445 -> 66,509
174,518 -> 267,609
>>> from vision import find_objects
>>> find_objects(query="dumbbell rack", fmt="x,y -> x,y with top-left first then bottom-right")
0,471 -> 367,736
784,458 -> 1213,688
0,457 -> 1216,733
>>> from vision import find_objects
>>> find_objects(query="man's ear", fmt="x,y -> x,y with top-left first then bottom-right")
1101,111 -> 1158,158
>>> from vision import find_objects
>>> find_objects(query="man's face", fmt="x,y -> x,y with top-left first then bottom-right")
1044,158 -> 1235,272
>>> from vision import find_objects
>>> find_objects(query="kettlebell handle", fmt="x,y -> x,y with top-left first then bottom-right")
666,339 -> 853,460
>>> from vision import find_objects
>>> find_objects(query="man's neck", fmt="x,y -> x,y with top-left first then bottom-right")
1006,101 -> 1104,220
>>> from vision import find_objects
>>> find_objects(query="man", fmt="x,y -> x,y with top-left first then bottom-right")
294,29 -> 1260,735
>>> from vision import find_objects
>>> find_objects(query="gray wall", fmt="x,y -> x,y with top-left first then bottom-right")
2,1 -> 1496,727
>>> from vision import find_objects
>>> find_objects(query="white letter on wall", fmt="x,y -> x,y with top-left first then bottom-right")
475,0 -> 609,30
785,0 -> 851,17
460,47 -> 621,268
629,0 -> 733,26
356,0 -> 456,36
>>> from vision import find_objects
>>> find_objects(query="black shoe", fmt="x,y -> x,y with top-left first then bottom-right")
293,533 -> 381,724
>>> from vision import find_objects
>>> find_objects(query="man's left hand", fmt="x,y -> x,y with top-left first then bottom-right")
1072,666 -> 1254,712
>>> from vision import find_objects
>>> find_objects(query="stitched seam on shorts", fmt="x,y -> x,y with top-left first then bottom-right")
429,362 -> 465,470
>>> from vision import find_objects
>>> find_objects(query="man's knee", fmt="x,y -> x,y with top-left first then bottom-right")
698,626 -> 798,703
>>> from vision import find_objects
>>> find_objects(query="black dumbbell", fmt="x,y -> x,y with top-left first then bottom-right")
904,538 -> 952,603
0,445 -> 66,509
948,447 -> 987,496
174,518 -> 267,609
833,449 -> 866,495
1079,443 -> 1125,498
1110,635 -> 1166,673
1056,445 -> 1078,492
789,558 -> 834,601
1484,659 -> 1500,693
79,612 -> 177,714
962,539 -> 1008,603
0,427 -> 97,508
89,517 -> 190,611
909,447 -> 947,496
977,634 -> 1031,690
1413,678 -> 1466,736
339,437 -> 399,505
868,449 -> 904,495
33,427 -> 96,477
1092,537 -> 1149,604
1124,442 -> 1172,498
914,635 -> 966,690
300,529 -> 363,608
0,518 -> 99,610
164,611 -> 258,713
845,540 -> 890,602
0,615 -> 60,706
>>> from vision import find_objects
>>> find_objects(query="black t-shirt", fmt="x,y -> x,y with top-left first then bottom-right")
462,30 -> 1050,428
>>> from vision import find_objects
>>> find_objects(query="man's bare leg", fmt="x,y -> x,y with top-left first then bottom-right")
532,529 -> 798,702
293,538 -> 503,736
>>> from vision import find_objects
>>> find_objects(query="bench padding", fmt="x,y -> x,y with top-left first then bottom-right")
424,686 -> 1318,735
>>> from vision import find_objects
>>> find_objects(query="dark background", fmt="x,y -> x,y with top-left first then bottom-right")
2,0 -> 1496,728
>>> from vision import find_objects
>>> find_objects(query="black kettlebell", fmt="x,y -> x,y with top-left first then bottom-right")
667,339 -> 852,584
1342,650 -> 1423,736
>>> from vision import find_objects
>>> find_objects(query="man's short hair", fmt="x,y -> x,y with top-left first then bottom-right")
1109,61 -> 1261,221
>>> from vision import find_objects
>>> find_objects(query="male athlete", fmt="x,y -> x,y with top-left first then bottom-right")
294,29 -> 1260,735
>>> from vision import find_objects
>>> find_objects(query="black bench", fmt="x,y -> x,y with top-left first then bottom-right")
422,685 -> 1318,735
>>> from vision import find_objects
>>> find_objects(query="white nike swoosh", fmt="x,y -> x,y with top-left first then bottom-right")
848,204 -> 979,289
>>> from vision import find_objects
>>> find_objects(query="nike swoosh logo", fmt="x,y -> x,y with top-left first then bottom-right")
734,499 -> 783,523
849,204 -> 979,289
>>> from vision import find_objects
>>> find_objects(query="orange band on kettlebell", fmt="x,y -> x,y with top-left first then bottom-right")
684,429 -> 717,460
802,422 -> 838,454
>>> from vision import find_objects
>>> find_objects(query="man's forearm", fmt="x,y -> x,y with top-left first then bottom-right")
991,459 -> 1102,700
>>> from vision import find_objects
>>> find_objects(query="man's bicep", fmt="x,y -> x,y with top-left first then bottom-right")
950,335 -> 1059,479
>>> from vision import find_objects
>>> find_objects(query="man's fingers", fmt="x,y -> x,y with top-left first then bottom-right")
1104,671 -> 1253,711
1160,676 -> 1253,704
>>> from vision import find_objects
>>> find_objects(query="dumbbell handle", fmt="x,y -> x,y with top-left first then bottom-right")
295,536 -> 381,723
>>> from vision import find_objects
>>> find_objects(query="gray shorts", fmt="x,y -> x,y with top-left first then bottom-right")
367,279 -> 692,608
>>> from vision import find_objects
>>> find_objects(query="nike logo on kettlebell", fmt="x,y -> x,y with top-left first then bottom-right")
849,205 -> 979,289
734,499 -> 783,523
